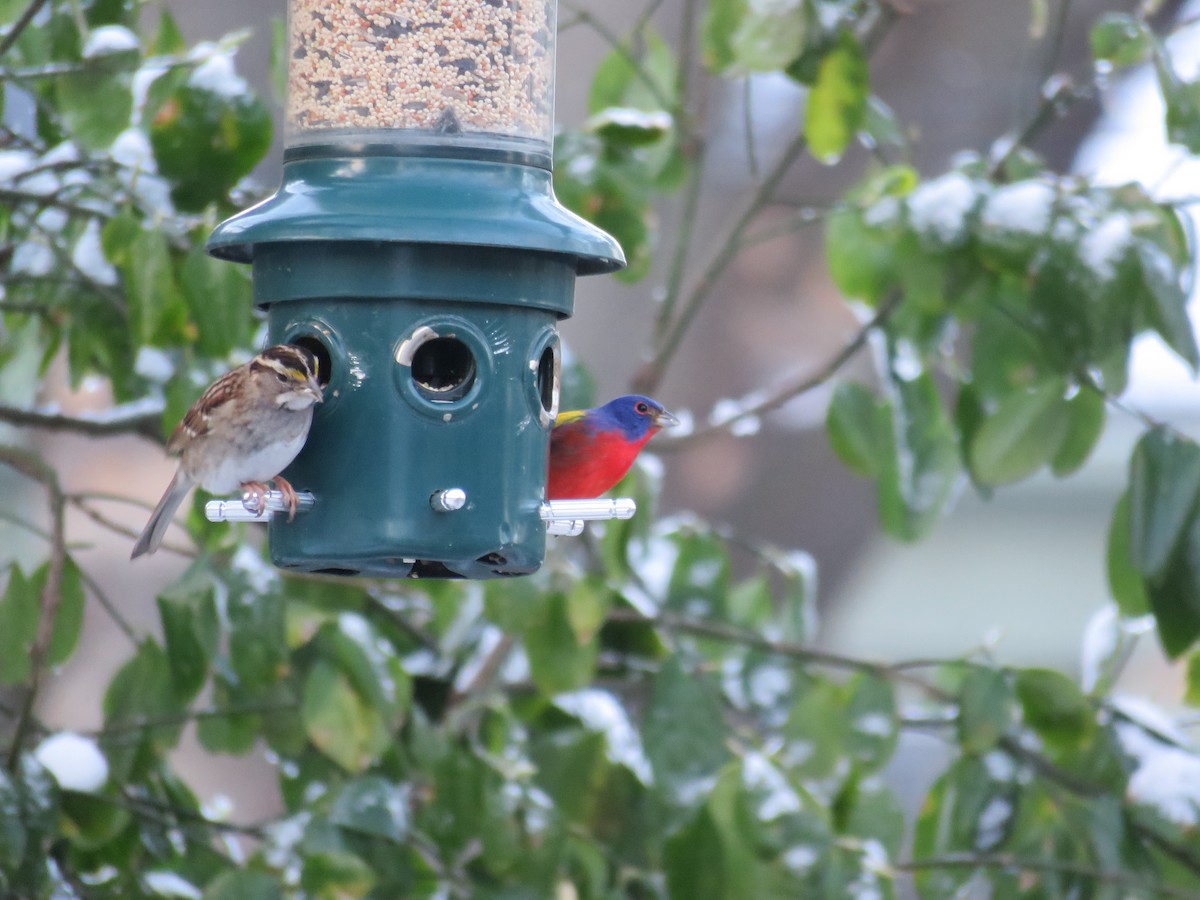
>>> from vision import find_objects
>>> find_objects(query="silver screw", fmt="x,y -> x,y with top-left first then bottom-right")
431,488 -> 467,512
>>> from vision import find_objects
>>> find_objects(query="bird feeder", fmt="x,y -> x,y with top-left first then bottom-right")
205,0 -> 623,578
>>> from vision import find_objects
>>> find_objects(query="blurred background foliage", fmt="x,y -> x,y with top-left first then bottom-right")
4,0 -> 1200,897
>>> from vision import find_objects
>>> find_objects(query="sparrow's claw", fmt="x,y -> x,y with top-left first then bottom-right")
274,476 -> 299,522
241,481 -> 270,517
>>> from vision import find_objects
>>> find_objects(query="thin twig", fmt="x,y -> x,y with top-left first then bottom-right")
68,494 -> 196,560
0,400 -> 164,441
91,700 -> 298,740
0,0 -> 53,58
895,851 -> 1197,899
560,0 -> 676,114
448,633 -> 517,710
73,562 -> 139,644
635,128 -> 811,395
660,290 -> 903,449
603,605 -> 950,699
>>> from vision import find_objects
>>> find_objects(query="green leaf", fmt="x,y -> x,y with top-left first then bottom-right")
196,668 -> 260,755
60,790 -> 130,851
1127,427 -> 1200,579
878,364 -> 960,541
701,0 -> 748,72
1107,491 -> 1150,618
57,65 -> 134,150
957,667 -> 1014,754
101,640 -> 178,782
844,675 -> 898,771
587,29 -> 676,116
300,850 -> 376,899
1014,668 -> 1094,750
151,8 -> 186,55
1185,650 -> 1200,706
664,806 -> 727,900
1090,13 -> 1150,67
149,68 -> 273,211
968,380 -> 1071,485
805,31 -> 869,163
827,382 -> 889,478
1137,242 -> 1199,372
329,776 -> 408,843
825,206 -> 897,303
0,770 -> 27,874
157,572 -> 220,703
202,870 -> 283,900
666,530 -> 731,617
1050,388 -> 1106,477
913,756 -> 1007,896
228,590 -> 287,692
730,0 -> 807,72
180,245 -> 253,358
111,221 -> 183,347
585,107 -> 672,147
46,557 -> 84,668
0,565 -> 38,685
522,591 -> 599,695
301,660 -> 389,773
1145,510 -> 1200,658
1157,55 -> 1200,154
565,575 -> 612,645
784,678 -> 847,779
643,658 -> 729,804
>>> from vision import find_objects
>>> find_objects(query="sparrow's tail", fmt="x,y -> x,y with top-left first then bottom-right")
130,471 -> 192,559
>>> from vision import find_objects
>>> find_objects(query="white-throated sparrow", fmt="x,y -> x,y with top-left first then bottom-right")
131,344 -> 323,559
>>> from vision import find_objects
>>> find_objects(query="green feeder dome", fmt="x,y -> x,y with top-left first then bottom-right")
206,0 -> 623,578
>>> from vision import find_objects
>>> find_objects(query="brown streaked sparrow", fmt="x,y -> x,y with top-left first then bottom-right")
131,344 -> 323,559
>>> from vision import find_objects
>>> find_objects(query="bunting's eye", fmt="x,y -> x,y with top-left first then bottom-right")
635,401 -> 650,415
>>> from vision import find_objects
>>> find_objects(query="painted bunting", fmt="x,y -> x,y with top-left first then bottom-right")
547,395 -> 679,500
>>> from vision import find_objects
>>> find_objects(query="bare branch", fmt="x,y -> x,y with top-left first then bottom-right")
0,0 -> 53,58
0,398 -> 165,442
660,290 -> 902,449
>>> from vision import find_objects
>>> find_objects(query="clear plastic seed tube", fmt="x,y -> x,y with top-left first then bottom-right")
286,0 -> 556,156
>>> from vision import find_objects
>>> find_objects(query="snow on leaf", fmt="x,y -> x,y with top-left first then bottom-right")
906,172 -> 978,247
555,688 -> 654,784
34,731 -> 109,793
82,25 -> 139,58
980,180 -> 1056,236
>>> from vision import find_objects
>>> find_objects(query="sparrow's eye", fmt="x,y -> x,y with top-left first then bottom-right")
277,371 -> 290,384
635,401 -> 649,414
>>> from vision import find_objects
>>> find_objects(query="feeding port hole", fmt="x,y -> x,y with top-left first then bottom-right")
288,335 -> 332,389
536,344 -> 556,414
411,336 -> 476,403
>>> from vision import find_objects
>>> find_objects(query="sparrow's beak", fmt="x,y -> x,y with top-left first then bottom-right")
653,407 -> 680,429
306,376 -> 324,403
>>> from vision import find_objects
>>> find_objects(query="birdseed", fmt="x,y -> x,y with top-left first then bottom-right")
286,0 -> 555,149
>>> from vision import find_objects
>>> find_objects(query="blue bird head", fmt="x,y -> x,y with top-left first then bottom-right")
594,395 -> 680,441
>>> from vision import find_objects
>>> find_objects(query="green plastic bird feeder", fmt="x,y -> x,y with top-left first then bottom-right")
206,0 -> 623,578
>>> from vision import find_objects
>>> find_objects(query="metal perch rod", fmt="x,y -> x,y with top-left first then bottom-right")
205,491 -> 636,536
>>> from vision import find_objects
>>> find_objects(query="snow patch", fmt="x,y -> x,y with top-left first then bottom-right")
34,732 -> 109,792
907,172 -> 978,246
83,25 -> 139,58
555,689 -> 653,784
143,871 -> 202,899
72,220 -> 118,286
980,180 -> 1056,236
1078,214 -> 1133,281
188,49 -> 249,98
